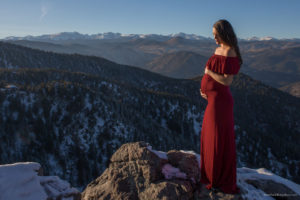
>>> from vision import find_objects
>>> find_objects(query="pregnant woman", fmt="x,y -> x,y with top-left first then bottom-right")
199,19 -> 242,194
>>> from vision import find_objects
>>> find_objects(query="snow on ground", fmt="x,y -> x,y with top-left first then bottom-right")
162,163 -> 187,180
168,102 -> 179,114
186,107 -> 202,135
237,167 -> 300,199
161,118 -> 167,128
0,162 -> 47,200
0,162 -> 79,200
147,145 -> 168,160
84,93 -> 92,111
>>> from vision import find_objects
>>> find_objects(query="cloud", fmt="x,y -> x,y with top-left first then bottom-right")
39,5 -> 48,21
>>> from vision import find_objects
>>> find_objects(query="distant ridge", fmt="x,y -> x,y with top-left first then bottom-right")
2,32 -> 211,42
2,31 -> 299,42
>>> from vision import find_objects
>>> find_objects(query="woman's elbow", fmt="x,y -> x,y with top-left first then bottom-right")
225,79 -> 233,86
224,77 -> 233,85
223,75 -> 233,86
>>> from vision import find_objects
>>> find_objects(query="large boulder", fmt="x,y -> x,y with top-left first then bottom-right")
82,141 -> 300,200
82,141 -> 199,200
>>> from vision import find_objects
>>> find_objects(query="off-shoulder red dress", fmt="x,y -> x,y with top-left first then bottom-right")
200,53 -> 241,194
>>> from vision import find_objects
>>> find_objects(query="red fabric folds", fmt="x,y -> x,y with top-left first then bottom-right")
205,54 -> 240,75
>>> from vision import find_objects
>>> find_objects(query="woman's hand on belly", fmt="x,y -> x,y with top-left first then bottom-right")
200,89 -> 208,100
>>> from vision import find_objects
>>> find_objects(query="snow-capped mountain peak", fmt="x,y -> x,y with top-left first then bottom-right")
3,32 -> 299,42
2,32 -> 211,41
245,36 -> 277,41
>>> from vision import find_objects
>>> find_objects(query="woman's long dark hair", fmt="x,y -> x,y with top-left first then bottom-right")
213,19 -> 243,66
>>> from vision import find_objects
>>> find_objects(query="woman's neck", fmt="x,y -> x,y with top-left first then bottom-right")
220,43 -> 231,49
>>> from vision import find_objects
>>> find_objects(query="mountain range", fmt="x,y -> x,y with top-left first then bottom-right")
0,41 -> 299,190
2,31 -> 300,42
2,32 -> 210,42
3,32 -> 300,98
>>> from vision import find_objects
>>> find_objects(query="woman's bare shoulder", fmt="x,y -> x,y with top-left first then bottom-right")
214,47 -> 237,57
214,47 -> 223,54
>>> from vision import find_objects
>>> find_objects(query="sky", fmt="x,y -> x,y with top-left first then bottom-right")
0,0 -> 299,39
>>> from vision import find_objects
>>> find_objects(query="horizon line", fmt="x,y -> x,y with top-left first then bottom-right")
1,31 -> 299,40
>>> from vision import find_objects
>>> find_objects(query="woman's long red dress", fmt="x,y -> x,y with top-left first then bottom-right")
200,53 -> 241,194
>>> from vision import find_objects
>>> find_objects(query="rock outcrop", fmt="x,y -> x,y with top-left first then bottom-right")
82,141 -> 300,200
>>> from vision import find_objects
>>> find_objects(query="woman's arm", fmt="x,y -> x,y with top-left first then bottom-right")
205,67 -> 233,86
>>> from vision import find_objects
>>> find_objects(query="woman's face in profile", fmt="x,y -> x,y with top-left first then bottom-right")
213,27 -> 221,45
